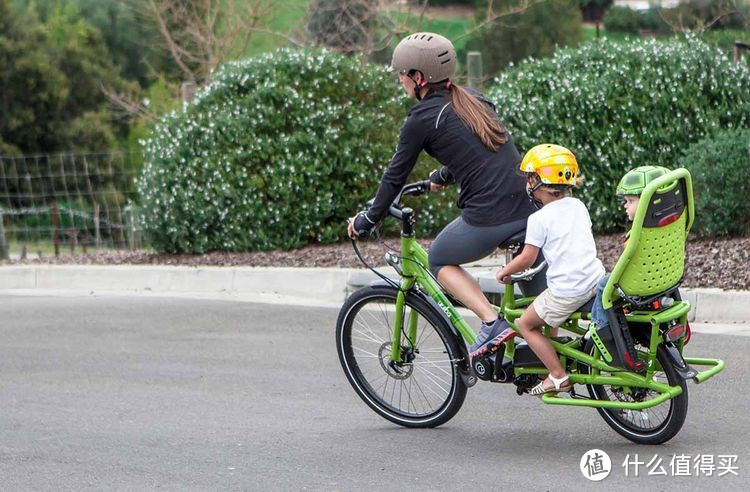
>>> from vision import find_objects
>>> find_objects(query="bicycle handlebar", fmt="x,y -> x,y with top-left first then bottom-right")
509,260 -> 548,283
365,179 -> 432,221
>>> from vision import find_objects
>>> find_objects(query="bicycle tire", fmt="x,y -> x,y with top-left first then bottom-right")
336,285 -> 467,428
582,340 -> 688,445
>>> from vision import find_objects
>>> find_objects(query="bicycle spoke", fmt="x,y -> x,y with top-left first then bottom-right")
413,366 -> 450,396
353,318 -> 385,344
343,293 -> 459,419
412,356 -> 452,377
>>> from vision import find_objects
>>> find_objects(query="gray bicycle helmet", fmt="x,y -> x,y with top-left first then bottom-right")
389,32 -> 456,83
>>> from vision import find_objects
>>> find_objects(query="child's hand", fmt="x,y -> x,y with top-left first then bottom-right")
496,270 -> 511,284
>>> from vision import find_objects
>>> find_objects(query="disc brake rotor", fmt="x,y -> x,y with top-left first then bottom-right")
378,341 -> 414,380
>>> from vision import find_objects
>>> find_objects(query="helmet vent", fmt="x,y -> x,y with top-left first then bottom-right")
438,51 -> 449,57
440,59 -> 450,64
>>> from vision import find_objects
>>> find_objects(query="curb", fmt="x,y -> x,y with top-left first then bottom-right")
1,264 -> 748,323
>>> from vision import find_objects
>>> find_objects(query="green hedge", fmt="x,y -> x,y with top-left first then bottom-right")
138,48 -> 410,253
468,0 -> 583,75
678,128 -> 750,236
487,36 -> 750,231
603,6 -> 668,34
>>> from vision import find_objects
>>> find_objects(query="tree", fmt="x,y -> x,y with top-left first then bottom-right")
13,0 -> 164,86
661,0 -> 749,32
579,0 -> 613,23
136,0 -> 277,85
0,0 -> 135,154
306,0 -> 380,54
468,0 -> 583,75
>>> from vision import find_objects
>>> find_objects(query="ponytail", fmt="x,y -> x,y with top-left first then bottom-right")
449,84 -> 507,151
426,81 -> 507,152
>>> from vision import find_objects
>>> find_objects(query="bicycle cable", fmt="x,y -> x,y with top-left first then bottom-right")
372,233 -> 451,295
351,233 -> 401,291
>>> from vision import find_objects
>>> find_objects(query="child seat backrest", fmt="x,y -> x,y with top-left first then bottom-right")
602,168 -> 694,309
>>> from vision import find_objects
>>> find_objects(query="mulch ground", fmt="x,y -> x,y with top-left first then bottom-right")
3,234 -> 749,290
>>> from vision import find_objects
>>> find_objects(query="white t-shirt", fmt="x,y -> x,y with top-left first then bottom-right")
525,197 -> 605,297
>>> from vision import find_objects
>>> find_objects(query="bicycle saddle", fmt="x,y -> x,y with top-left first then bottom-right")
498,230 -> 526,249
574,298 -> 595,320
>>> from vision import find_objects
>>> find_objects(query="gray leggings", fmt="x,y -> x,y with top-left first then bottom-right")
428,216 -> 528,277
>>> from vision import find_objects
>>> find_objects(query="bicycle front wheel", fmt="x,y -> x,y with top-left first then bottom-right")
336,285 -> 467,428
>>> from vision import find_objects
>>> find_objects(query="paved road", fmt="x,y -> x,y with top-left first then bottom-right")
0,294 -> 747,491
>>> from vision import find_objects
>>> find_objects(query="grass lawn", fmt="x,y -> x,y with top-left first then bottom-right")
244,0 -> 310,57
4,240 -> 133,259
241,2 -> 477,58
583,24 -> 633,42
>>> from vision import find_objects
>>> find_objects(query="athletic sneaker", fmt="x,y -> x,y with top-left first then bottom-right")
471,327 -> 516,358
469,318 -> 504,353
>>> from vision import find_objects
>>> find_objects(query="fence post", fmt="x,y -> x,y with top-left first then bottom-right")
93,202 -> 101,249
50,199 -> 60,257
734,40 -> 750,63
181,81 -> 197,104
126,208 -> 135,251
467,51 -> 483,91
0,210 -> 9,260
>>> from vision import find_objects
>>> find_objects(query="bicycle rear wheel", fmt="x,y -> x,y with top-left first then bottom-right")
582,340 -> 688,444
336,285 -> 467,428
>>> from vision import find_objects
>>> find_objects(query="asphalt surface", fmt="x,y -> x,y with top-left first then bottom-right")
0,294 -> 747,491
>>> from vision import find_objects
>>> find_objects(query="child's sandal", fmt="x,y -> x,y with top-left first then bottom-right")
530,374 -> 572,396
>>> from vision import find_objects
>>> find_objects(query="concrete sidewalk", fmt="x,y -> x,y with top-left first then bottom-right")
1,264 -> 748,324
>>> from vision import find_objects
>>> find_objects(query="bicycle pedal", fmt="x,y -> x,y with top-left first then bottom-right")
487,331 -> 516,352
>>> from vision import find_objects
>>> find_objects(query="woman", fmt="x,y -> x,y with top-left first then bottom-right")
347,32 -> 535,353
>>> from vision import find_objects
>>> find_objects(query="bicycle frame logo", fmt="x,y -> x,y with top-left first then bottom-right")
436,300 -> 453,319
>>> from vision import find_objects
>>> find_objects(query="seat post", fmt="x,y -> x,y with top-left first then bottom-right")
506,243 -> 521,265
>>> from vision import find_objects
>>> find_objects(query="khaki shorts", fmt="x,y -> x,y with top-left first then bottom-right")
532,287 -> 597,328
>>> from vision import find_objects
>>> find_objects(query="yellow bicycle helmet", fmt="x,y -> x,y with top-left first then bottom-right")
520,144 -> 579,185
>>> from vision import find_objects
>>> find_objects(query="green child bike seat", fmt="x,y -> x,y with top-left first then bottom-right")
602,168 -> 694,309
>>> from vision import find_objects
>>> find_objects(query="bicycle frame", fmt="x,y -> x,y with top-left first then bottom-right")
387,211 -> 724,411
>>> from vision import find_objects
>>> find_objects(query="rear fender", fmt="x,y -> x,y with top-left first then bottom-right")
661,341 -> 699,381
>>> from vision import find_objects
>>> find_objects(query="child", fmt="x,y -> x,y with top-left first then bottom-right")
589,166 -> 669,335
494,144 -> 605,395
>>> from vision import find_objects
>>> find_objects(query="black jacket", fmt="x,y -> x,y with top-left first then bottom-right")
367,88 -> 535,227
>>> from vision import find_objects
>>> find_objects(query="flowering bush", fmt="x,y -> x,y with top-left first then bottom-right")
678,128 -> 750,236
138,49 -> 409,253
487,36 -> 750,231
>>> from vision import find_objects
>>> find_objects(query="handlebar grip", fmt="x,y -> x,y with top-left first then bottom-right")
509,261 -> 548,283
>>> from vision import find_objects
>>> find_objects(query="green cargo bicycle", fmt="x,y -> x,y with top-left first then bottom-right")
336,168 -> 724,444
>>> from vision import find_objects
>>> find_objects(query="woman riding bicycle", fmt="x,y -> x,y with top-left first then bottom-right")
347,32 -> 535,352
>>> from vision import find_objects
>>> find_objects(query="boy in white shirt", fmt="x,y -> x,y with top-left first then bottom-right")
494,144 -> 605,395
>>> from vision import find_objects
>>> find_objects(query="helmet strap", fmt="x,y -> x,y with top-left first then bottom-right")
526,180 -> 544,209
408,73 -> 428,100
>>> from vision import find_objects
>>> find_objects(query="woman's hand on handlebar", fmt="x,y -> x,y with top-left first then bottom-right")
348,211 -> 375,239
428,169 -> 448,192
